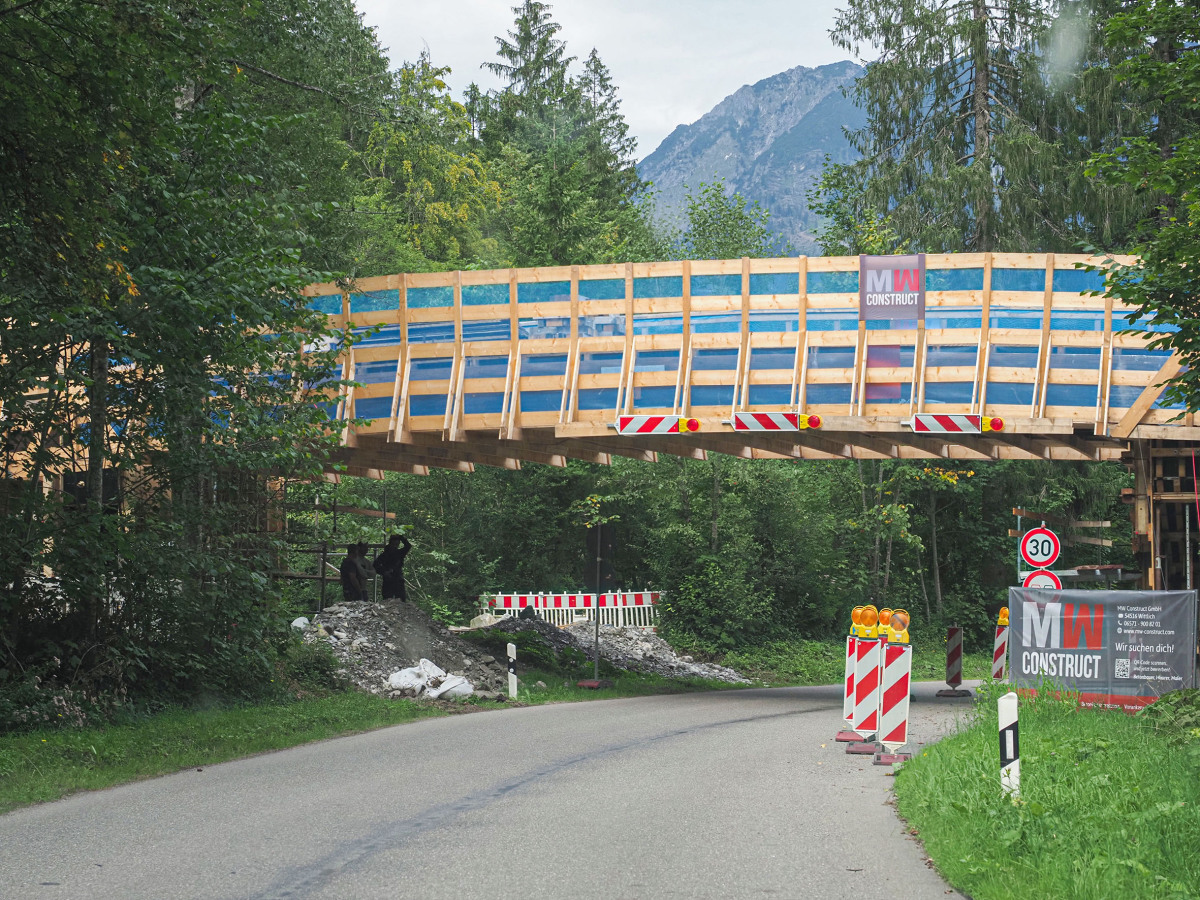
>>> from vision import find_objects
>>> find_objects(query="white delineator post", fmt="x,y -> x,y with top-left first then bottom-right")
507,642 -> 517,700
998,691 -> 1020,796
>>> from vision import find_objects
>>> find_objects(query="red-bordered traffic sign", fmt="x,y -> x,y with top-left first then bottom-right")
1022,570 -> 1062,589
1020,527 -> 1060,568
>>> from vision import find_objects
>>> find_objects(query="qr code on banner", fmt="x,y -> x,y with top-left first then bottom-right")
1115,658 -> 1131,679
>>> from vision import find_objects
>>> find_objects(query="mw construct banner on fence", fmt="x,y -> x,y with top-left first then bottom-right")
1007,588 -> 1197,711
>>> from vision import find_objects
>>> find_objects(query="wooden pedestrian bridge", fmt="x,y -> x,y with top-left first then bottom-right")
307,252 -> 1194,477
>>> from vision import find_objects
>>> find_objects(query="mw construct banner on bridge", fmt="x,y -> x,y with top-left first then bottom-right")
1007,588 -> 1197,711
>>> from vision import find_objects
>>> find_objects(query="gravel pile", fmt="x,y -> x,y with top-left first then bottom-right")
558,621 -> 751,684
300,602 -> 511,699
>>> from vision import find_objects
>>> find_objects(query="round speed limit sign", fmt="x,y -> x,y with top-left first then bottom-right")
1020,527 -> 1060,568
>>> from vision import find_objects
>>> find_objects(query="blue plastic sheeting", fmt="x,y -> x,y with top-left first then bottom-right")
1046,384 -> 1098,407
518,281 -> 571,303
462,320 -> 510,342
354,360 -> 397,384
355,397 -> 392,419
690,384 -> 735,406
1049,346 -> 1101,369
751,272 -> 800,295
925,382 -> 973,403
1112,348 -> 1174,370
986,382 -> 1035,405
308,295 -> 343,315
1124,313 -> 1179,334
992,269 -> 1046,292
353,325 -> 402,347
867,384 -> 913,404
634,276 -> 683,298
807,310 -> 859,331
1107,385 -> 1142,408
1053,268 -> 1106,293
633,315 -> 682,336
989,308 -> 1043,329
807,384 -> 853,404
410,394 -> 448,416
693,348 -> 740,370
635,349 -> 680,372
633,385 -> 676,407
318,402 -> 337,419
521,354 -> 568,377
350,289 -> 399,313
462,283 -> 509,306
927,269 -> 985,291
808,271 -> 859,293
519,317 -> 572,339
578,278 -> 626,301
991,345 -> 1039,367
868,345 -> 916,367
463,356 -> 508,379
410,358 -> 453,380
867,317 -> 920,330
578,388 -> 618,410
692,274 -> 741,296
927,345 -> 976,367
748,384 -> 792,405
751,347 -> 796,371
409,322 -> 455,343
577,314 -> 625,337
692,313 -> 741,333
520,390 -> 562,412
579,352 -> 623,375
1049,311 -> 1105,331
808,346 -> 856,369
750,311 -> 803,332
465,392 -> 504,414
409,286 -> 454,308
927,309 -> 983,329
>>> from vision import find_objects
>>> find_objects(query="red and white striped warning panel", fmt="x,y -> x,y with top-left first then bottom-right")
992,624 -> 1010,681
616,416 -> 701,435
852,638 -> 881,735
945,625 -> 964,687
842,635 -> 857,727
905,414 -> 981,433
485,592 -> 661,610
878,643 -> 913,749
733,412 -> 799,431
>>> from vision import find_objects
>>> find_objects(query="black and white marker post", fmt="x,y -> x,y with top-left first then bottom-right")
507,642 -> 517,700
998,690 -> 1020,796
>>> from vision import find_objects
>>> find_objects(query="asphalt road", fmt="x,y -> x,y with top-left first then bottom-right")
0,682 -> 977,900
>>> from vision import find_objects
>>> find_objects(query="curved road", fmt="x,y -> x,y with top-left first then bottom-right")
0,682 -> 975,899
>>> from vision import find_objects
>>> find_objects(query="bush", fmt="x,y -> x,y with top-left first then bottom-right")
276,640 -> 345,694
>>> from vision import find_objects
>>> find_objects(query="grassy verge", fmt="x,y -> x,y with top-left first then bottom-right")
894,684 -> 1200,899
721,638 -> 991,686
0,693 -> 445,815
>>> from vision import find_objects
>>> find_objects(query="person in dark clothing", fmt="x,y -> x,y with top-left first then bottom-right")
339,544 -> 363,603
373,533 -> 411,602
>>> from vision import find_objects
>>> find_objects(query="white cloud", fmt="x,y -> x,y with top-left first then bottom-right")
355,0 -> 850,158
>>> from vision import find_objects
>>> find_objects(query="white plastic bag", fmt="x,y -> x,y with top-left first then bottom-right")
388,667 -> 426,691
427,674 -> 473,699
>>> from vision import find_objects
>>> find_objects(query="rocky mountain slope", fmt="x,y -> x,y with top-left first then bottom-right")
639,60 -> 865,254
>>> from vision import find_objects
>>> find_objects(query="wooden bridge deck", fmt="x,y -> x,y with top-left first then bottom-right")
305,253 -> 1194,476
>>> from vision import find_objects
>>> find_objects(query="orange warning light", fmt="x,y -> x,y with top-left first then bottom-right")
851,606 -> 864,625
861,605 -> 878,628
678,417 -> 701,432
890,609 -> 910,632
879,608 -> 893,627
798,414 -> 822,430
998,606 -> 1010,626
982,416 -> 1005,432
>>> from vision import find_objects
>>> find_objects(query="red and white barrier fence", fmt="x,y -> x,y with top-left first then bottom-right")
851,637 -> 881,738
992,607 -> 1010,681
935,625 -> 972,697
479,592 -> 660,628
836,606 -> 914,764
877,644 -> 913,750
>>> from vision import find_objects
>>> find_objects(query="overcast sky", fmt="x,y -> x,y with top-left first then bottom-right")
356,0 -> 853,160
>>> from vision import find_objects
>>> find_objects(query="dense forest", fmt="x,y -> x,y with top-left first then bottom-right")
1,0 -> 1197,726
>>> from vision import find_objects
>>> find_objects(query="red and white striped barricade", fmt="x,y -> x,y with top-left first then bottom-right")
873,643 -> 913,765
992,625 -> 1009,681
617,415 -> 698,435
835,634 -> 862,742
480,592 -> 660,629
732,412 -> 798,431
848,638 -> 881,752
936,625 -> 972,697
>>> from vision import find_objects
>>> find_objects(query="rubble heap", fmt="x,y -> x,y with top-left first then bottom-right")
301,602 -> 511,699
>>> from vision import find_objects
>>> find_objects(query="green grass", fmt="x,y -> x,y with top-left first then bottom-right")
0,693 -> 446,815
894,684 -> 1200,900
721,638 -> 991,686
